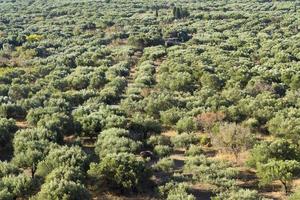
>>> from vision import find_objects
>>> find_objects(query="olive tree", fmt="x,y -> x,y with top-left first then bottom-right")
212,123 -> 254,160
36,146 -> 88,178
88,153 -> 150,192
257,160 -> 299,194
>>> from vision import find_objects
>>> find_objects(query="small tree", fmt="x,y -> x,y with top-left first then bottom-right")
94,128 -> 142,158
212,123 -> 254,160
247,139 -> 300,168
0,161 -> 20,178
36,146 -> 88,177
12,129 -> 53,178
0,118 -> 17,148
0,174 -> 33,199
176,117 -> 197,133
35,179 -> 90,200
88,153 -> 151,192
196,111 -> 225,132
257,159 -> 299,194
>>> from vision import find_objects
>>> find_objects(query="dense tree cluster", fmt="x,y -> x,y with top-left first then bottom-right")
0,0 -> 299,199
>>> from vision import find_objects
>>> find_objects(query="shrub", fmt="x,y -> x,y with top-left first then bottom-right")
152,157 -> 175,173
184,155 -> 237,191
36,146 -> 88,177
154,145 -> 173,157
176,117 -> 198,133
0,162 -> 20,178
35,179 -> 90,200
0,103 -> 26,119
159,182 -> 195,200
147,135 -> 171,147
0,118 -> 17,147
213,188 -> 261,200
88,153 -> 150,192
247,139 -> 300,168
185,145 -> 203,156
94,128 -> 142,158
171,132 -> 199,148
257,159 -> 299,194
0,174 -> 33,198
212,123 -> 254,160
160,108 -> 182,126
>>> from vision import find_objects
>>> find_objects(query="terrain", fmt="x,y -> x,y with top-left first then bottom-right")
0,0 -> 300,199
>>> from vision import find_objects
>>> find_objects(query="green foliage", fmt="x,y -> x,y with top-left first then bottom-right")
160,108 -> 182,126
171,132 -> 199,148
0,162 -> 20,178
184,155 -> 237,192
247,139 -> 300,168
0,0 -> 299,197
0,118 -> 17,147
267,108 -> 300,141
213,188 -> 262,200
94,128 -> 142,158
257,160 -> 299,193
36,146 -> 88,178
45,166 -> 84,184
0,174 -> 33,199
176,117 -> 198,133
172,6 -> 190,19
0,103 -> 26,119
35,179 -> 90,200
159,182 -> 195,200
185,145 -> 203,156
167,184 -> 195,200
153,145 -> 173,157
12,128 -> 55,177
88,153 -> 150,192
152,157 -> 175,173
147,135 -> 171,147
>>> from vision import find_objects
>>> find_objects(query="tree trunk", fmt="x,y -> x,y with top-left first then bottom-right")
31,164 -> 36,178
280,180 -> 288,194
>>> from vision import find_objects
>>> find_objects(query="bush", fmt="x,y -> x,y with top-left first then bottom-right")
153,145 -> 173,157
160,108 -> 182,126
0,162 -> 20,178
212,123 -> 254,160
185,145 -> 203,156
159,182 -> 195,200
88,153 -> 150,192
36,146 -> 88,177
0,118 -> 17,147
167,184 -> 196,200
171,132 -> 199,148
152,157 -> 175,173
45,166 -> 84,184
0,174 -> 33,198
176,117 -> 198,133
147,135 -> 171,147
257,159 -> 299,193
247,139 -> 300,168
213,188 -> 261,200
35,179 -> 90,200
184,155 -> 237,191
0,103 -> 26,119
94,128 -> 142,158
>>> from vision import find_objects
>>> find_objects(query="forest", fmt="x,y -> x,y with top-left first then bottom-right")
0,0 -> 300,199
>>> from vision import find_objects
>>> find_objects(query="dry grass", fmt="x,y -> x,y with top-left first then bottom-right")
15,120 -> 29,129
161,130 -> 177,138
